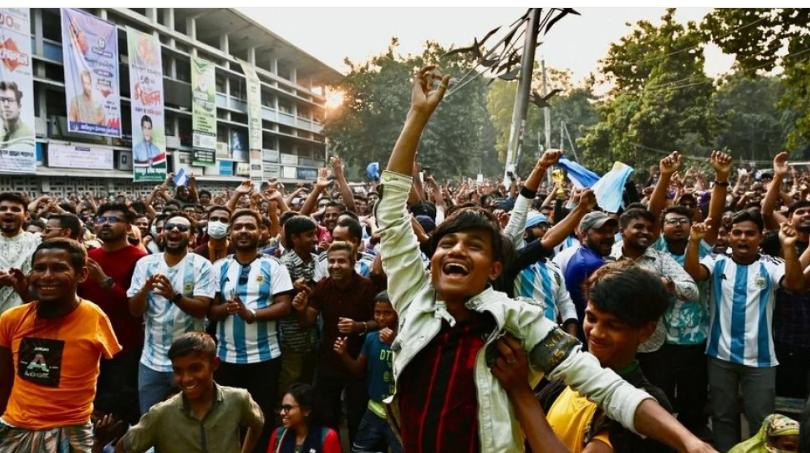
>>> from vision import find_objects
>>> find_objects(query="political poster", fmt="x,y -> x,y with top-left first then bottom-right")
61,8 -> 121,137
191,55 -> 216,165
0,8 -> 35,173
127,27 -> 166,182
238,60 -> 263,181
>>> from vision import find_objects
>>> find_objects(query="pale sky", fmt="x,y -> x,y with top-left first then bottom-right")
239,7 -> 736,88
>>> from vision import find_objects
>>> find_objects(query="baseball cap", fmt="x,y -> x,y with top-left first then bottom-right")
525,213 -> 550,229
579,211 -> 618,232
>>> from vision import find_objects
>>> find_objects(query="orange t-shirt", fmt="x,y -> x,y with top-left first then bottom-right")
0,299 -> 121,429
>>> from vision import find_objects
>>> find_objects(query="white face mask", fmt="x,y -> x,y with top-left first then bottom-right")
206,221 -> 228,239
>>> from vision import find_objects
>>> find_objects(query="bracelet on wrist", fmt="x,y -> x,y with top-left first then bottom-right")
713,180 -> 729,187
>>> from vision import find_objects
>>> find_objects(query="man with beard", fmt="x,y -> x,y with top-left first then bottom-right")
641,151 -> 731,435
43,213 -> 82,241
685,211 -> 806,451
127,212 -> 215,414
610,208 -> 698,356
78,203 -> 147,425
0,192 -> 40,314
564,211 -> 619,342
762,151 -> 810,400
208,209 -> 293,452
0,238 -> 120,451
291,240 -> 376,443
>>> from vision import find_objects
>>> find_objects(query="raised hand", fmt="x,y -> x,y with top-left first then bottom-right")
538,149 -> 562,168
577,188 -> 597,211
659,151 -> 682,176
779,221 -> 799,249
315,167 -> 332,190
773,151 -> 789,178
234,180 -> 253,195
690,218 -> 711,243
710,150 -> 733,179
85,257 -> 109,284
333,336 -> 348,355
329,156 -> 344,177
379,327 -> 396,344
410,65 -> 450,116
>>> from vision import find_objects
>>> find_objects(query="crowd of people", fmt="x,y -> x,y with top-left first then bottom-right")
0,65 -> 809,453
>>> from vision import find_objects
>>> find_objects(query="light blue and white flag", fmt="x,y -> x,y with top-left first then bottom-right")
557,157 -> 601,189
173,168 -> 188,186
592,162 -> 634,213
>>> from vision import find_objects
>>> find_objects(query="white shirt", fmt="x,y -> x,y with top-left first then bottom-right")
0,231 -> 41,314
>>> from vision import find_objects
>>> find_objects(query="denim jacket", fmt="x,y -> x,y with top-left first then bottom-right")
377,170 -> 653,453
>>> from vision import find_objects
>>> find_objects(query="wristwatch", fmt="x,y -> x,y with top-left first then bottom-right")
247,308 -> 257,323
171,293 -> 183,304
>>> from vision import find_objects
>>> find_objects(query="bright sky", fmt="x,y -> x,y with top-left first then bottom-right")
240,7 -> 736,87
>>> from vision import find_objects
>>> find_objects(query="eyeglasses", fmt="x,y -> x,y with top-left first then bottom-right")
0,96 -> 17,104
164,223 -> 191,232
278,404 -> 299,413
96,215 -> 122,224
664,218 -> 691,226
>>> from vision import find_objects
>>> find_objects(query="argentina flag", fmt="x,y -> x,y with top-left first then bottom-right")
592,162 -> 634,213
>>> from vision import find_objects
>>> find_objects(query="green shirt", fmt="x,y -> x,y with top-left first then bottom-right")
122,384 -> 264,453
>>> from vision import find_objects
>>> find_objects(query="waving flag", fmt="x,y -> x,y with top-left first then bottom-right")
592,162 -> 634,213
557,157 -> 600,189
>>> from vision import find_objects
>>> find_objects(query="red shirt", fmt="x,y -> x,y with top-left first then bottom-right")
78,245 -> 147,352
397,312 -> 495,453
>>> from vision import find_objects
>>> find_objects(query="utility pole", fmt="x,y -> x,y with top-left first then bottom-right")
560,120 -> 565,152
562,121 -> 580,162
503,8 -> 541,185
541,58 -> 552,183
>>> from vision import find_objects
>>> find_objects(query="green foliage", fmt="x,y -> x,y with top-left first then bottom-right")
702,8 -> 810,151
579,9 -> 714,175
324,39 -> 497,180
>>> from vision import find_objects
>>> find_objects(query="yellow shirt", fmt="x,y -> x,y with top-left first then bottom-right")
547,386 -> 612,452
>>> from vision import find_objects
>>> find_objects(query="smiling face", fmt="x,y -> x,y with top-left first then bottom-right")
163,216 -> 192,253
791,205 -> 810,234
279,393 -> 309,429
230,214 -> 259,251
327,248 -> 354,282
373,300 -> 397,330
322,206 -> 340,232
585,223 -> 617,257
730,220 -> 762,262
583,301 -> 655,370
30,249 -> 87,304
171,352 -> 218,403
430,228 -> 502,303
291,229 -> 316,255
621,217 -> 654,251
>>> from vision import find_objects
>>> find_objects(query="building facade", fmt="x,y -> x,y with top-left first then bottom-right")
0,8 -> 341,197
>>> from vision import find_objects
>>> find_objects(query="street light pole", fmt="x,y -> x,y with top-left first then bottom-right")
503,8 -> 541,185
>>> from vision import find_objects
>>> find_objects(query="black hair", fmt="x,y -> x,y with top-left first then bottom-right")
731,208 -> 764,232
284,215 -> 317,247
0,81 -> 22,104
140,114 -> 152,128
168,332 -> 216,360
661,205 -> 693,224
585,261 -> 669,327
335,217 -> 363,243
339,210 -> 359,221
97,202 -> 136,224
33,238 -> 87,271
410,201 -> 437,222
788,200 -> 810,215
199,190 -> 212,198
207,205 -> 232,218
374,291 -> 391,305
48,213 -> 82,239
58,201 -> 77,214
286,383 -> 317,420
428,207 -> 506,263
130,200 -> 147,214
0,192 -> 28,211
26,218 -> 46,230
165,212 -> 194,226
279,210 -> 298,226
324,201 -> 343,211
619,207 -> 657,230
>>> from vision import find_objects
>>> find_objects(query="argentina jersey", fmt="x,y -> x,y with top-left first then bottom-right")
513,260 -> 577,324
214,254 -> 293,364
127,253 -> 215,372
700,253 -> 786,367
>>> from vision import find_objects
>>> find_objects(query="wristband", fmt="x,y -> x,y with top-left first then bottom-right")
248,308 -> 257,323
713,180 -> 729,187
171,293 -> 182,304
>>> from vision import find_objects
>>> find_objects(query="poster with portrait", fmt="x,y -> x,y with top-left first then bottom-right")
61,8 -> 121,137
127,27 -> 166,182
191,55 -> 216,165
0,8 -> 35,173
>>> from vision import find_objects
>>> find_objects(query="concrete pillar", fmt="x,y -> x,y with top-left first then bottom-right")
248,47 -> 256,65
271,57 -> 278,74
99,9 -> 107,20
33,9 -> 43,56
186,17 -> 196,41
290,66 -> 297,84
146,8 -> 157,23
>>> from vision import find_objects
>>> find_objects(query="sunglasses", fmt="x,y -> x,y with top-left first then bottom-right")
96,215 -> 122,224
164,223 -> 191,232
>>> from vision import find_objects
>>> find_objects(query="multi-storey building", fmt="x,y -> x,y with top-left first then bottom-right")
0,8 -> 341,197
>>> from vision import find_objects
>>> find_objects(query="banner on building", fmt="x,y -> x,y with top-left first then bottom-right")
127,27 -> 166,182
47,143 -> 114,170
191,55 -> 216,165
238,60 -> 263,180
0,8 -> 35,173
61,8 -> 121,137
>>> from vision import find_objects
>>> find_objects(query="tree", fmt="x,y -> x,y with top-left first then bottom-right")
702,8 -> 810,151
579,9 -> 715,174
324,39 -> 497,180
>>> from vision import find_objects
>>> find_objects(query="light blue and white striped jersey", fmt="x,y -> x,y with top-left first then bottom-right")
127,253 -> 216,372
700,253 -> 786,367
553,235 -> 580,256
316,251 -> 376,278
213,254 -> 294,364
513,260 -> 577,323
